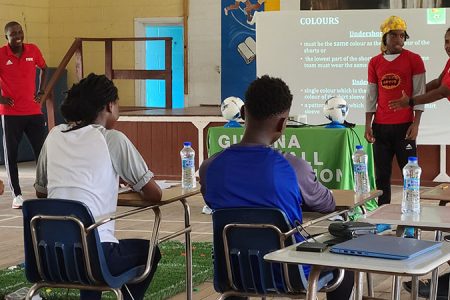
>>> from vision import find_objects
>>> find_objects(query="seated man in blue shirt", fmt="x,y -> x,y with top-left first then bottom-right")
199,75 -> 354,300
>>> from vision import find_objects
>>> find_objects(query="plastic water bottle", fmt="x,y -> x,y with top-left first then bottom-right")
180,142 -> 196,189
402,156 -> 421,214
352,145 -> 370,195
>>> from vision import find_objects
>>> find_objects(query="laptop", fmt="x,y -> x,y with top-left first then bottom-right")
330,234 -> 442,260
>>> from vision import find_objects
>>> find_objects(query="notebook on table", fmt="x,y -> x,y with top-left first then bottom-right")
330,234 -> 442,260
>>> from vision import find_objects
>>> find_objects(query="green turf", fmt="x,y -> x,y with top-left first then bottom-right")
0,241 -> 213,299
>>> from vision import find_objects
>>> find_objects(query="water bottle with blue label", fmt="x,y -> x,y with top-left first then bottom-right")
402,156 -> 421,214
180,141 -> 196,189
352,145 -> 370,195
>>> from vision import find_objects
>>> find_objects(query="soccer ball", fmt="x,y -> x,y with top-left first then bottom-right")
221,97 -> 244,121
323,96 -> 349,124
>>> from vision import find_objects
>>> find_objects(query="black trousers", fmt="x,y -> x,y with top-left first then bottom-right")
80,240 -> 161,300
1,114 -> 47,197
224,269 -> 354,300
372,122 -> 417,205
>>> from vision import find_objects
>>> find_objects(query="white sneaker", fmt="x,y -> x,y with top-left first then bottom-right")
12,195 -> 24,209
201,205 -> 213,215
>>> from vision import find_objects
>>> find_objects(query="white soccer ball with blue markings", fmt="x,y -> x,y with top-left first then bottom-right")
221,97 -> 244,121
323,96 -> 349,124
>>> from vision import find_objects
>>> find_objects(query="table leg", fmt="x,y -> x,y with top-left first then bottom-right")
429,269 -> 439,300
396,226 -> 404,237
415,228 -> 421,239
430,230 -> 443,300
411,275 -> 419,300
181,199 -> 193,300
391,276 -> 401,300
448,275 -> 450,300
366,273 -> 374,297
306,266 -> 321,300
354,271 -> 363,300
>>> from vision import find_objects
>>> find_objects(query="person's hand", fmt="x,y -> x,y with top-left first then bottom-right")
34,90 -> 45,103
364,125 -> 375,143
119,177 -> 128,186
0,96 -> 13,106
388,90 -> 409,111
405,122 -> 419,140
0,180 -> 4,195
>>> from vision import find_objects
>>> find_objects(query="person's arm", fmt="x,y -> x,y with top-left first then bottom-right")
365,112 -> 375,143
426,61 -> 448,92
389,85 -> 450,109
0,87 -> 14,106
417,83 -> 450,104
33,44 -> 47,103
405,73 -> 426,140
140,179 -> 163,203
199,158 -> 209,199
198,154 -> 218,209
406,110 -> 422,140
34,138 -> 48,198
106,130 -> 162,203
426,77 -> 442,92
285,154 -> 335,213
364,83 -> 377,143
34,65 -> 47,103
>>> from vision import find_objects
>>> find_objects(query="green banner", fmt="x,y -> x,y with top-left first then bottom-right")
207,125 -> 376,190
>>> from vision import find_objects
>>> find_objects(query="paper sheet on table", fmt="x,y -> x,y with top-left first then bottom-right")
118,186 -> 132,194
156,180 -> 180,189
118,180 -> 180,193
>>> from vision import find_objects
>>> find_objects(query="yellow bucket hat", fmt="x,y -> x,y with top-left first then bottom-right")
380,16 -> 407,52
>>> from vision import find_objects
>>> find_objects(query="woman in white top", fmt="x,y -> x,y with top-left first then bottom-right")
34,73 -> 162,300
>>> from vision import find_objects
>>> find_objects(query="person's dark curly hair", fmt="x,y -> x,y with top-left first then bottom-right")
244,75 -> 292,120
60,73 -> 118,130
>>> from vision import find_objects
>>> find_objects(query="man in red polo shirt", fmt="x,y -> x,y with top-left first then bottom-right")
0,21 -> 47,209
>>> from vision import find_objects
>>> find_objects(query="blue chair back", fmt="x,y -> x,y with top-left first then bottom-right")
212,207 -> 304,295
22,198 -> 142,289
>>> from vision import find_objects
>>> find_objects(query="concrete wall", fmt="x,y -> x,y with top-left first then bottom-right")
0,0 -> 221,106
47,0 -> 184,106
187,0 -> 220,107
0,0 -> 49,60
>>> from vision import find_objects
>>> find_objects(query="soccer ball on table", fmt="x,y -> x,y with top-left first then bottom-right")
323,96 -> 349,127
221,96 -> 244,127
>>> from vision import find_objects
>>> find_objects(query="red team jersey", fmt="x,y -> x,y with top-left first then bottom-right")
0,43 -> 46,115
368,49 -> 425,124
440,59 -> 450,101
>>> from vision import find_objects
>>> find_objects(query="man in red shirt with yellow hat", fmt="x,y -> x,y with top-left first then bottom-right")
364,15 -> 425,206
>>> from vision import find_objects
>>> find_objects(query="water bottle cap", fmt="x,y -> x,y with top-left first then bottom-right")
408,156 -> 418,162
183,141 -> 192,147
356,145 -> 363,150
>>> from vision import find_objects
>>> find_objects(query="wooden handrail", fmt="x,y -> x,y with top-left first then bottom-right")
41,37 -> 173,129
41,38 -> 82,129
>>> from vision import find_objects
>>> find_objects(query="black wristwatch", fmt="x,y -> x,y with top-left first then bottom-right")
408,97 -> 415,107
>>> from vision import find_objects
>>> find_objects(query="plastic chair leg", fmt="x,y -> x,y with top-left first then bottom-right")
354,271 -> 364,299
111,288 -> 124,300
25,283 -> 45,300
